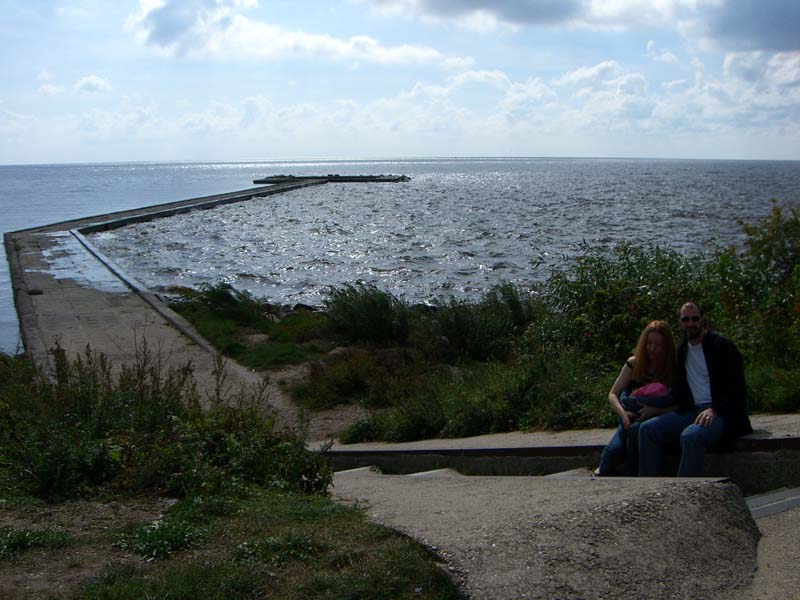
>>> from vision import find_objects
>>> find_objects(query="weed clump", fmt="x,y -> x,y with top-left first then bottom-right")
0,344 -> 331,502
0,526 -> 73,559
324,283 -> 411,344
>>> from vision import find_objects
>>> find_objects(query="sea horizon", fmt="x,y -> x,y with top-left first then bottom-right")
4,155 -> 800,169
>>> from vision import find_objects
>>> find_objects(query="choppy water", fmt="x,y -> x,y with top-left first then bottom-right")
88,158 -> 800,306
3,158 -> 800,352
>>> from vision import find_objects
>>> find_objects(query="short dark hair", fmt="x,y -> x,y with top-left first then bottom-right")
681,301 -> 704,316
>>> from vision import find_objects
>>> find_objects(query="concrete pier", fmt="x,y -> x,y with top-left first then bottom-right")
4,181 -> 328,432
253,174 -> 410,184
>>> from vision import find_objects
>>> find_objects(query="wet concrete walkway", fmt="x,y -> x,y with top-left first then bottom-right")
4,183 -> 326,432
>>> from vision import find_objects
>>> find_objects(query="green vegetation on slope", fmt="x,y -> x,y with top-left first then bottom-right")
167,205 -> 800,443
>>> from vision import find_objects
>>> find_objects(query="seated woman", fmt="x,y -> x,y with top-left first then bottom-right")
595,320 -> 677,476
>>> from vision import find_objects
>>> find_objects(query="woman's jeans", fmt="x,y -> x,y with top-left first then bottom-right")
597,421 -> 642,476
638,405 -> 725,477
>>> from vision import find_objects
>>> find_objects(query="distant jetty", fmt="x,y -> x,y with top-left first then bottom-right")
253,174 -> 410,184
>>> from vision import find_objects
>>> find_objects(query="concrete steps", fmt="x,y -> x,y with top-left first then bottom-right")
746,486 -> 800,519
334,465 -> 800,523
323,431 -> 800,495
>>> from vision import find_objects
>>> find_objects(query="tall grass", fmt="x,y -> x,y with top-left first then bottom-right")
323,283 -> 411,344
0,343 -> 331,501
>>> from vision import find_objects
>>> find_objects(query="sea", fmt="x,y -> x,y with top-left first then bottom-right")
2,158 -> 800,354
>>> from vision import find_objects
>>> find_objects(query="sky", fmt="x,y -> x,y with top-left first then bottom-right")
1,0 -> 799,164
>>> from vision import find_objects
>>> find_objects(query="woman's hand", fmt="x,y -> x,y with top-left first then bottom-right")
637,405 -> 661,421
620,410 -> 638,429
637,402 -> 678,422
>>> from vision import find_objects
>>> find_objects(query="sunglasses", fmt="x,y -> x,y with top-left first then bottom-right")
681,316 -> 701,323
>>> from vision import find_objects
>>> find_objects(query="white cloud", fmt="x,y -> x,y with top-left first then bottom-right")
451,69 -> 511,89
682,0 -> 800,52
646,40 -> 679,64
724,51 -> 800,88
556,61 -> 621,86
356,0 -> 714,31
72,103 -> 160,137
358,0 -> 799,61
662,79 -> 688,89
500,78 -> 559,115
37,70 -> 54,82
768,53 -> 800,87
442,56 -> 476,71
127,0 -> 470,68
355,0 -> 583,30
37,84 -> 65,96
605,73 -> 649,95
73,75 -> 113,95
0,109 -> 35,136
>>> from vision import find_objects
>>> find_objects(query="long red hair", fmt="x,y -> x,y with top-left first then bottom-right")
631,320 -> 676,385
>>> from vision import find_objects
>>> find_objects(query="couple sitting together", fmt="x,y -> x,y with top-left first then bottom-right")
596,301 -> 752,477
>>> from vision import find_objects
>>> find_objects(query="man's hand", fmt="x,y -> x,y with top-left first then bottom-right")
694,407 -> 718,427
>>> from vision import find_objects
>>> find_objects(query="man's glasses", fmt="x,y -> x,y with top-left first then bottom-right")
681,316 -> 701,323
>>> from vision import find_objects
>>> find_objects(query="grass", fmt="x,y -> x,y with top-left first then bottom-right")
0,526 -> 74,559
80,489 -> 462,600
168,282 -> 335,369
0,349 -> 464,599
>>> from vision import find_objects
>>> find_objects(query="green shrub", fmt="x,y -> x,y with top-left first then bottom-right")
746,364 -> 800,413
427,283 -> 542,362
169,283 -> 333,369
534,242 -> 702,362
340,355 -> 614,443
291,348 -> 420,411
324,283 -> 410,344
338,415 -> 391,444
740,204 -> 800,287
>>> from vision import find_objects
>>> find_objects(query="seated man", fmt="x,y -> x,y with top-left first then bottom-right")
638,302 -> 752,477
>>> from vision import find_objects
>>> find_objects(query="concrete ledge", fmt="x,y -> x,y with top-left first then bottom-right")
323,435 -> 800,494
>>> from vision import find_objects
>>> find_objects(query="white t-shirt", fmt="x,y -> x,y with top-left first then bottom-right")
686,342 -> 712,406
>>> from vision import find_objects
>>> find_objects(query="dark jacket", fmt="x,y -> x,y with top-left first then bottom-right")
674,330 -> 753,447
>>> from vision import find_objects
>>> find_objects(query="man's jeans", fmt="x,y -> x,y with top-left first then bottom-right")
638,405 -> 725,477
597,421 -> 641,476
